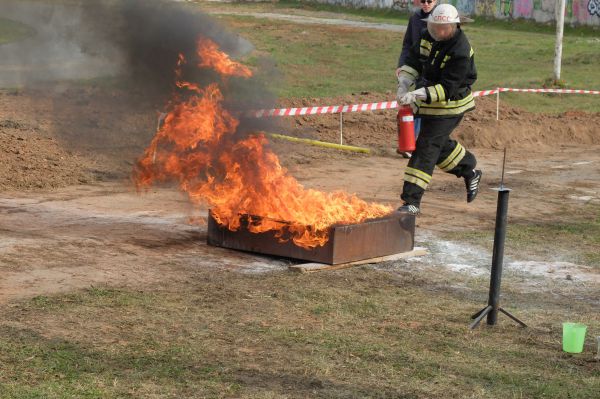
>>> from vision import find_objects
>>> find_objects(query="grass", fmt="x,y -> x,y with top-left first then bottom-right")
210,0 -> 600,37
206,3 -> 600,113
508,216 -> 600,269
0,18 -> 34,45
7,1 -> 597,113
226,16 -> 399,98
0,269 -> 598,398
444,204 -> 600,269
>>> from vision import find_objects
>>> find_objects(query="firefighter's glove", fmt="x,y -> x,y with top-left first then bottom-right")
396,76 -> 413,100
399,88 -> 427,105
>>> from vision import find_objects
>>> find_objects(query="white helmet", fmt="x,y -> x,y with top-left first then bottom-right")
424,4 -> 465,41
422,4 -> 461,24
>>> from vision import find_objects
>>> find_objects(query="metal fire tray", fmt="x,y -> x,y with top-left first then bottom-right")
207,211 -> 415,264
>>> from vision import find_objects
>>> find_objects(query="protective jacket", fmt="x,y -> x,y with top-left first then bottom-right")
398,28 -> 477,118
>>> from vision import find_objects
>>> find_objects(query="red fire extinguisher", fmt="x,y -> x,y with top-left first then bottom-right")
397,105 -> 416,152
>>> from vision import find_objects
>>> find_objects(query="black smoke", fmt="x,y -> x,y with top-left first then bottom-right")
0,0 -> 278,176
79,0 -> 269,104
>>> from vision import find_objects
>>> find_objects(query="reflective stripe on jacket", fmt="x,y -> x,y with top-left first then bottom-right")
398,29 -> 477,118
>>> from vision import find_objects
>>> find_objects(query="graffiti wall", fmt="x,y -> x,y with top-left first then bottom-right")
312,0 -> 600,26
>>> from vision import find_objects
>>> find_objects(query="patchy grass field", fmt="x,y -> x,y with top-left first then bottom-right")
1,268 -> 598,398
207,2 -> 600,113
445,203 -> 600,270
4,1 -> 599,112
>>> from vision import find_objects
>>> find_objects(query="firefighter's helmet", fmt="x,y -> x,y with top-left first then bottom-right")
422,4 -> 461,24
423,4 -> 464,41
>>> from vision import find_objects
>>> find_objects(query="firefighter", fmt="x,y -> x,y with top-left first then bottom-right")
396,4 -> 482,215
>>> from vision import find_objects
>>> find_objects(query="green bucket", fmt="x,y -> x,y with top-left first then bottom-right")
562,322 -> 587,353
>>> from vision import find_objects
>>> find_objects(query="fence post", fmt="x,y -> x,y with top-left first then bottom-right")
554,0 -> 566,81
339,112 -> 343,145
496,88 -> 500,121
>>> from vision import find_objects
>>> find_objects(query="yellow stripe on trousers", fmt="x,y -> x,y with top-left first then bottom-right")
404,167 -> 432,190
437,143 -> 466,172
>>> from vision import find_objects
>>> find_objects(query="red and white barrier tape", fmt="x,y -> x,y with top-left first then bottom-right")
473,89 -> 499,97
498,88 -> 600,95
250,88 -> 598,118
252,101 -> 398,118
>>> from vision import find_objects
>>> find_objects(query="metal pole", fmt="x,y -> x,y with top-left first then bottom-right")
470,149 -> 526,329
487,188 -> 510,325
496,89 -> 500,121
554,0 -> 566,81
500,148 -> 507,190
339,112 -> 343,145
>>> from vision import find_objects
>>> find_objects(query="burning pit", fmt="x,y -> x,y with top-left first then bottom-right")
134,36 -> 399,258
207,211 -> 415,265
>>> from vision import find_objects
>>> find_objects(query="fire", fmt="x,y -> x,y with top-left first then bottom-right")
197,40 -> 252,78
134,37 -> 392,249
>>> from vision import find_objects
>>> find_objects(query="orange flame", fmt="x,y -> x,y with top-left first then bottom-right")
197,39 -> 252,78
134,38 -> 392,249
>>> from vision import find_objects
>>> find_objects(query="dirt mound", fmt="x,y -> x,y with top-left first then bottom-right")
0,86 -> 158,192
277,93 -> 600,151
458,98 -> 600,149
1,87 -> 599,192
0,117 -> 94,190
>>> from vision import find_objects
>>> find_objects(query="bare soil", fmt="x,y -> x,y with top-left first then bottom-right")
3,87 -> 599,192
1,85 -> 599,304
277,92 -> 600,151
0,86 -> 161,191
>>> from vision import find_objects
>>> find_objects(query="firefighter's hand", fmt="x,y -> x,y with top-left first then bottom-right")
399,88 -> 427,105
396,76 -> 412,100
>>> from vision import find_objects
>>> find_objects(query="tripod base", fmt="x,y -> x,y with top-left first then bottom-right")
469,305 -> 527,329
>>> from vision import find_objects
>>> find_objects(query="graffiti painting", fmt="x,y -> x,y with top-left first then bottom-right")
476,0 -> 497,16
392,0 -> 412,11
495,0 -> 514,16
589,0 -> 600,16
319,0 -> 600,25
456,0 -> 476,14
514,0 -> 534,18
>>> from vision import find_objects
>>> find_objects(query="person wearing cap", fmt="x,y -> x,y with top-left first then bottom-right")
395,0 -> 437,159
395,4 -> 482,216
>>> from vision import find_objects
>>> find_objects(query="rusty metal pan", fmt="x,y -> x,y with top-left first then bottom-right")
207,211 -> 415,264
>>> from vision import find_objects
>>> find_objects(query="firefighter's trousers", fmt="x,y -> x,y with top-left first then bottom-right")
401,116 -> 476,206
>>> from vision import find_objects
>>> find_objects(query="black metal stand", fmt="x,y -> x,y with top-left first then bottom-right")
470,188 -> 527,329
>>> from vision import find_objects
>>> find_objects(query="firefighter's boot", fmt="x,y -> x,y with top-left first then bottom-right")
397,203 -> 420,216
465,169 -> 482,203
